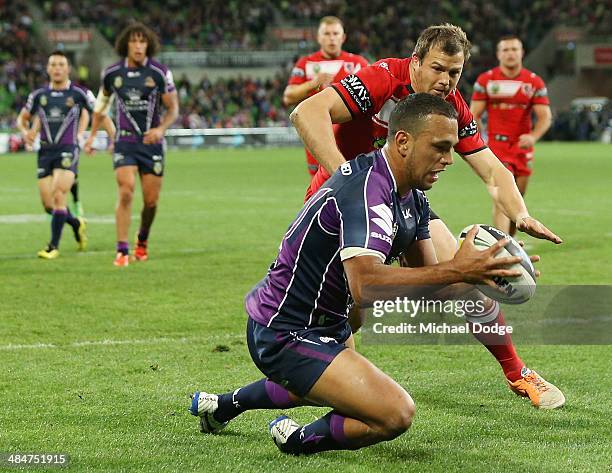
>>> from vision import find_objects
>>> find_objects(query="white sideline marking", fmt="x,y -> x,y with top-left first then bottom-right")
0,214 -> 119,224
0,333 -> 243,351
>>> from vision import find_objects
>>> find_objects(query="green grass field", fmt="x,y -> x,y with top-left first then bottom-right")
0,143 -> 610,472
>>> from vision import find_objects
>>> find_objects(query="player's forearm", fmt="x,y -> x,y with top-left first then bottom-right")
489,164 -> 529,221
350,261 -> 465,305
16,112 -> 30,135
530,113 -> 552,141
290,103 -> 346,174
89,112 -> 103,137
158,102 -> 179,133
77,110 -> 89,136
283,82 -> 318,107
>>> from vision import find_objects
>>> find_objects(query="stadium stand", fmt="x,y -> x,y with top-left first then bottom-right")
1,1 -> 609,136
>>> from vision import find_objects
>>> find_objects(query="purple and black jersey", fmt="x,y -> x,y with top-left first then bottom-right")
101,58 -> 175,143
246,149 -> 430,331
24,82 -> 94,147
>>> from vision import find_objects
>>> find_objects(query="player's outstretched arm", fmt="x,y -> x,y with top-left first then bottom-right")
343,226 -> 524,306
462,148 -> 562,244
290,87 -> 352,174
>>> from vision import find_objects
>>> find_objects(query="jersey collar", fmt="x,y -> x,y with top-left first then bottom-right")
124,57 -> 149,68
380,147 -> 398,193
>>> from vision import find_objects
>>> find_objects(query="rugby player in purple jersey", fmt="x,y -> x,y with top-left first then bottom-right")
17,50 -> 97,258
189,94 -> 537,455
85,22 -> 179,266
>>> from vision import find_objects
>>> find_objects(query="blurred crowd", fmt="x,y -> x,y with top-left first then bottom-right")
1,0 -> 610,138
175,73 -> 290,128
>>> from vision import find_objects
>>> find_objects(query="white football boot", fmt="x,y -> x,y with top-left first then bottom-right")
189,391 -> 229,433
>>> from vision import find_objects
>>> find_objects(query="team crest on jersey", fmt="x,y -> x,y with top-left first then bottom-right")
114,76 -> 123,88
344,62 -> 355,74
144,76 -> 155,87
313,64 -> 321,74
65,97 -> 75,108
40,95 -> 47,106
126,88 -> 142,101
153,162 -> 163,175
372,137 -> 387,149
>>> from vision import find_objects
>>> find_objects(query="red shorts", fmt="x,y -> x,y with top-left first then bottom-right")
305,150 -> 318,176
304,166 -> 331,201
489,140 -> 533,177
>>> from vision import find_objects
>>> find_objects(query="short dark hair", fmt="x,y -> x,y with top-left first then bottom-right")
413,23 -> 471,62
115,22 -> 159,58
48,50 -> 69,63
497,35 -> 523,49
388,93 -> 458,138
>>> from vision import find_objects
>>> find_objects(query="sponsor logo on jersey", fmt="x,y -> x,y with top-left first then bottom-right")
340,162 -> 352,175
65,97 -> 75,108
40,95 -> 48,106
113,152 -> 124,163
127,71 -> 141,78
378,62 -> 389,71
458,119 -> 478,139
144,76 -> 155,87
51,91 -> 64,97
126,88 -> 142,101
113,76 -> 123,88
403,208 -> 412,219
340,75 -> 372,113
371,231 -> 392,244
370,204 -> 393,236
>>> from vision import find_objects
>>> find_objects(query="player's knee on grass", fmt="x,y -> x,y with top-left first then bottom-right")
375,392 -> 415,441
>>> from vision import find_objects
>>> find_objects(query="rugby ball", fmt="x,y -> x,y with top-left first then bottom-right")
458,225 -> 536,304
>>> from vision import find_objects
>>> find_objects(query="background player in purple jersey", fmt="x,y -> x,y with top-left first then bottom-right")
17,50 -> 92,259
189,94 -> 536,455
85,22 -> 179,267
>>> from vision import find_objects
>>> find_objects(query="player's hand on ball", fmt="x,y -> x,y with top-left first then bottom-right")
453,225 -> 523,288
516,216 -> 562,244
143,127 -> 164,144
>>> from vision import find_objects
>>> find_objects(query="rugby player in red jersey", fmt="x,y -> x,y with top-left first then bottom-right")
291,24 -> 564,409
283,16 -> 368,176
471,35 -> 552,236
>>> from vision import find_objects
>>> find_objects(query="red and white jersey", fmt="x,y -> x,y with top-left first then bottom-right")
472,67 -> 549,142
288,50 -> 369,96
331,58 -> 486,161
